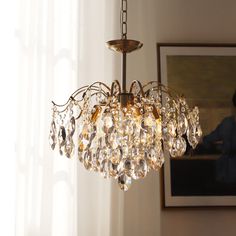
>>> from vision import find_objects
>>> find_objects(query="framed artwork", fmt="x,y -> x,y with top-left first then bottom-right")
157,43 -> 236,207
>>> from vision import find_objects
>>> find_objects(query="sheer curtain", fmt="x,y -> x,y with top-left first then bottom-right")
15,0 -> 123,235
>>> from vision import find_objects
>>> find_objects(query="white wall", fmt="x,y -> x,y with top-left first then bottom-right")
123,0 -> 236,236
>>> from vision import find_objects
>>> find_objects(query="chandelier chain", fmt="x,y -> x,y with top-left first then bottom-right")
120,0 -> 127,39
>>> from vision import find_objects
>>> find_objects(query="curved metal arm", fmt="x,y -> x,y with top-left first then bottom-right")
142,81 -> 182,98
129,80 -> 145,96
52,81 -> 111,108
51,96 -> 74,107
111,80 -> 121,96
72,82 -> 110,98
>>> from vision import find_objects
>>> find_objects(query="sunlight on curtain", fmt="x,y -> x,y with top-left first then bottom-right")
0,0 -> 17,235
15,0 -> 124,235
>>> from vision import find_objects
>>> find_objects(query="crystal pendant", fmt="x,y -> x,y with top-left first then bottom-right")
132,158 -> 148,179
122,118 -> 134,136
156,118 -> 162,138
49,120 -> 57,150
196,124 -> 202,142
91,150 -> 99,172
108,161 -> 119,178
78,123 -> 93,152
100,159 -> 109,178
169,136 -> 187,157
119,158 -> 134,177
110,149 -> 121,164
144,112 -> 156,129
157,150 -> 165,169
83,150 -> 92,170
187,125 -> 198,148
150,156 -> 164,170
68,116 -> 75,136
58,126 -> 66,145
118,173 -> 132,191
163,132 -> 174,150
167,120 -> 176,137
58,126 -> 66,155
140,128 -> 147,145
121,143 -> 129,157
78,150 -> 83,163
102,112 -> 114,134
177,113 -> 188,135
64,135 -> 75,158
108,131 -> 120,149
133,119 -> 141,144
98,147 -> 107,164
147,145 -> 164,170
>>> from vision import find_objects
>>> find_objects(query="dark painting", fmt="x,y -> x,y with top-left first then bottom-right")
158,44 -> 236,206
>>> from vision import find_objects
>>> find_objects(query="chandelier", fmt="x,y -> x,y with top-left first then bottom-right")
49,0 -> 202,191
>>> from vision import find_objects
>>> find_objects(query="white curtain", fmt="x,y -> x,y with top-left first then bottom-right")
15,0 -> 124,235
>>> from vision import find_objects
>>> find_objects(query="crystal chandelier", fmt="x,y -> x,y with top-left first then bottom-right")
49,0 -> 202,191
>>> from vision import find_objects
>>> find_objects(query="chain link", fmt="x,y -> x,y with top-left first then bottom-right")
120,0 -> 127,39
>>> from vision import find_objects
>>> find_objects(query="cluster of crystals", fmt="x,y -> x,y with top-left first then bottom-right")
49,102 -> 76,158
161,96 -> 202,158
49,82 -> 202,191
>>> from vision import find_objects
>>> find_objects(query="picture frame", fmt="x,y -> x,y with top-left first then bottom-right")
157,43 -> 236,207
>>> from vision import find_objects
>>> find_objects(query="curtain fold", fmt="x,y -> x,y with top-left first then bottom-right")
16,0 -> 123,235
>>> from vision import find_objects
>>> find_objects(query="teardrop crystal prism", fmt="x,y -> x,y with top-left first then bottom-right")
177,113 -> 188,136
100,159 -> 109,178
68,116 -> 75,136
102,112 -> 114,134
167,120 -> 176,137
147,145 -> 164,170
110,149 -> 121,164
108,161 -> 119,178
58,126 -> 66,155
144,112 -> 156,129
169,136 -> 187,157
195,124 -> 202,142
64,135 -> 75,158
187,125 -> 198,148
132,159 -> 148,179
58,126 -> 66,146
108,131 -> 120,149
78,123 -> 93,152
49,120 -> 57,150
118,173 -> 132,191
118,158 -> 134,177
83,151 -> 92,170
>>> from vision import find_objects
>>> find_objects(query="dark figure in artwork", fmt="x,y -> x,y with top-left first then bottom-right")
201,90 -> 236,184
171,91 -> 236,196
